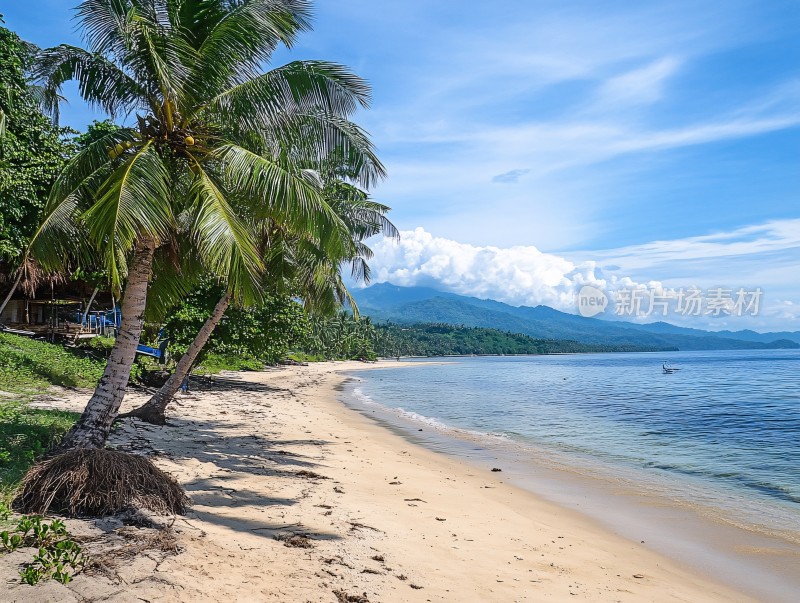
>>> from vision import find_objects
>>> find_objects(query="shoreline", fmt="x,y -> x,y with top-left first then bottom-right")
5,361 -> 769,601
341,363 -> 800,602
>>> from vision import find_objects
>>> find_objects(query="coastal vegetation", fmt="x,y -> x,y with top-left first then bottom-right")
26,0 -> 383,450
0,333 -> 105,393
0,334 -> 100,516
1,0 -> 391,520
0,401 -> 76,519
0,24 -> 74,268
370,322 -> 664,357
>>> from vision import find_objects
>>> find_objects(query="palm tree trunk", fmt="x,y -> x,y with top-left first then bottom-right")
59,239 -> 156,449
0,269 -> 24,320
123,292 -> 231,425
84,287 -> 100,316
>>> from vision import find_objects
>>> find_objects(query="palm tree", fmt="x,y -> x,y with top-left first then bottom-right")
124,182 -> 397,424
32,0 -> 383,448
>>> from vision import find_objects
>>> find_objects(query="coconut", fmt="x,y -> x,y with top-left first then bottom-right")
114,143 -> 125,156
184,135 -> 195,146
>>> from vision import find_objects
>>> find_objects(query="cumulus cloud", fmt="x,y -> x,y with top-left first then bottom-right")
362,222 -> 800,330
365,227 -> 647,312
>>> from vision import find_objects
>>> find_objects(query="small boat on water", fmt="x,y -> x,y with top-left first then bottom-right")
663,362 -> 681,374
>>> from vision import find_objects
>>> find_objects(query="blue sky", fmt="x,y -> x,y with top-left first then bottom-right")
3,1 -> 799,330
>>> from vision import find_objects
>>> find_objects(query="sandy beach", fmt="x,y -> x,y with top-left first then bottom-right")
3,362 -> 758,602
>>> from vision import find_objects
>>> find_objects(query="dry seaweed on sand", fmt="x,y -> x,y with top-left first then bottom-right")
294,470 -> 329,480
348,521 -> 381,532
322,556 -> 354,569
333,590 -> 370,603
81,526 -> 180,582
274,533 -> 315,548
14,448 -> 189,516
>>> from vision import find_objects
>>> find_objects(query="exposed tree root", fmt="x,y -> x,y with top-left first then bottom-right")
14,448 -> 189,516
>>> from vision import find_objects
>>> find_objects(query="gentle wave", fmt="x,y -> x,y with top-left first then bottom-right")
350,380 -> 510,441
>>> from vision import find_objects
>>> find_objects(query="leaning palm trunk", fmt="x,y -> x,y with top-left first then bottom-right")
59,240 -> 156,449
123,292 -> 231,425
32,0 -> 386,442
0,269 -> 24,319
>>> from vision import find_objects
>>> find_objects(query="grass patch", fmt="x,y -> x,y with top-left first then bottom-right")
286,352 -> 326,363
0,334 -> 95,518
0,401 -> 78,519
0,333 -> 105,394
193,352 -> 263,375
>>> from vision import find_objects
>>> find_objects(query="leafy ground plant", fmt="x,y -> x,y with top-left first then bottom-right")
1,515 -> 85,585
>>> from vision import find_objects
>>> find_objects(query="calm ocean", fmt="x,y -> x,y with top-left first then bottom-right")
343,350 -> 800,549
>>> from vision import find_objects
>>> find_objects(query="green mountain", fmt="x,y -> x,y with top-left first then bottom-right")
353,284 -> 799,351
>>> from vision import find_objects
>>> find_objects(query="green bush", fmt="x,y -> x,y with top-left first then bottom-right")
165,281 -> 311,367
193,353 -> 264,375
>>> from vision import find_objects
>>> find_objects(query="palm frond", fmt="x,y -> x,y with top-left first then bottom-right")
203,60 -> 370,122
77,0 -> 137,56
49,128 -> 138,207
82,141 -> 174,292
350,255 -> 371,284
33,44 -> 147,120
329,188 -> 400,241
283,113 -> 386,188
191,0 -> 312,96
130,11 -> 192,119
27,194 -> 95,274
213,143 -> 346,242
74,1 -> 194,121
146,243 -> 203,321
187,161 -> 263,304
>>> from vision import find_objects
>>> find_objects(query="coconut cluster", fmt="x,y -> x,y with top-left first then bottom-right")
107,140 -> 134,159
107,131 -> 197,160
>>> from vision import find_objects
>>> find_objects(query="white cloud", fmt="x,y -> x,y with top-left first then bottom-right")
364,221 -> 800,331
584,219 -> 800,273
365,227 -> 643,312
595,57 -> 681,107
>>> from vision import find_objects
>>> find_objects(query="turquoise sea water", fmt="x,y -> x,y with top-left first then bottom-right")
344,350 -> 800,542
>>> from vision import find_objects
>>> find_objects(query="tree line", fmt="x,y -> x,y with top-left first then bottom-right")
0,2 -> 396,443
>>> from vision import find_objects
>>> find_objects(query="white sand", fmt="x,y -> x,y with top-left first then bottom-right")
3,362 -> 756,602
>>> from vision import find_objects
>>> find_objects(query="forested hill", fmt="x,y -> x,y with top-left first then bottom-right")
372,323 -> 670,357
353,284 -> 800,352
